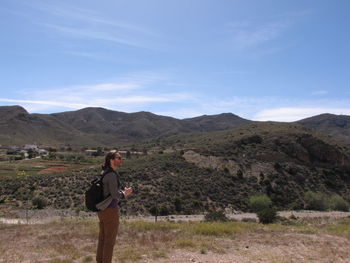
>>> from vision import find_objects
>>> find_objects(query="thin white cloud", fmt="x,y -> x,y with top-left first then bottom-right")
254,107 -> 350,122
213,70 -> 251,75
4,72 -> 194,113
153,97 -> 350,121
155,108 -> 206,119
26,2 -> 163,50
0,98 -> 90,109
89,93 -> 191,105
272,9 -> 314,19
42,23 -> 148,48
82,83 -> 140,92
24,82 -> 140,102
226,9 -> 309,51
228,21 -> 290,49
63,51 -> 103,60
311,90 -> 328,96
0,93 -> 192,114
30,3 -> 157,36
151,96 -> 273,119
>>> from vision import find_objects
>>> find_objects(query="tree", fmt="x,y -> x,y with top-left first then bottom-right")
159,205 -> 169,216
174,197 -> 182,213
27,149 -> 37,159
149,205 -> 159,222
248,194 -> 277,224
204,210 -> 229,222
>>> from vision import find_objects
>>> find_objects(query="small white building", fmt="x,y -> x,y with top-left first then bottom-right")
37,149 -> 48,155
19,150 -> 29,158
24,144 -> 38,150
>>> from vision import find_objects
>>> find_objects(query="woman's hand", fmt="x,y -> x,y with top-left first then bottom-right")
123,187 -> 133,197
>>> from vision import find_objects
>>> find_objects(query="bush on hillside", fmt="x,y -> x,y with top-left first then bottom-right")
32,196 -> 48,209
329,195 -> 349,212
204,210 -> 229,222
257,207 -> 277,224
248,194 -> 272,212
304,191 -> 328,211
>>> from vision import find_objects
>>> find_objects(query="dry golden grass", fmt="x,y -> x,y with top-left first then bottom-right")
0,217 -> 349,262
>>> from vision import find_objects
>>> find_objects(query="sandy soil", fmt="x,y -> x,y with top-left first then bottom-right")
37,166 -> 68,174
147,232 -> 350,263
0,211 -> 349,263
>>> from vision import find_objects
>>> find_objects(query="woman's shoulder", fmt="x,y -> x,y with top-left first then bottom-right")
102,170 -> 117,180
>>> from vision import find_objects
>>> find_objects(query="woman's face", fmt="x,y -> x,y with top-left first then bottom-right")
111,153 -> 123,169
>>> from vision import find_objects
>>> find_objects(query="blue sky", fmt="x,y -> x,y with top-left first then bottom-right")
1,0 -> 349,121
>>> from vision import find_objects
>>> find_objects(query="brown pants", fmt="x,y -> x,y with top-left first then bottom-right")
96,208 -> 120,263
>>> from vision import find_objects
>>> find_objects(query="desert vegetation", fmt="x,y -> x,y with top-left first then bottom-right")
1,149 -> 350,215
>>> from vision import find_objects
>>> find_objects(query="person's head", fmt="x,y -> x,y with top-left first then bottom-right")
102,150 -> 123,171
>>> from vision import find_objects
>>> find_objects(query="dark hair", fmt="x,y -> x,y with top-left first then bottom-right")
102,150 -> 119,171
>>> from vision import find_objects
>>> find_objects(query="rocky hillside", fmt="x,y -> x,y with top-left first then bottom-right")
297,113 -> 350,145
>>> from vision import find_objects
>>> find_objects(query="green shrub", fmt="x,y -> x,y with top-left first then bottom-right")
248,194 -> 272,212
329,195 -> 349,212
204,210 -> 229,222
257,207 -> 277,224
304,191 -> 328,211
159,205 -> 169,216
32,196 -> 48,209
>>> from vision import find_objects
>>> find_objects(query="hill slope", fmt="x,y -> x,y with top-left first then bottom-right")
1,122 -> 349,213
297,113 -> 350,145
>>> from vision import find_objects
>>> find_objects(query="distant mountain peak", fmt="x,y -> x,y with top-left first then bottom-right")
0,105 -> 28,115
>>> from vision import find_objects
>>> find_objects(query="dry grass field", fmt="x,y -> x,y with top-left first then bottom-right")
0,215 -> 349,263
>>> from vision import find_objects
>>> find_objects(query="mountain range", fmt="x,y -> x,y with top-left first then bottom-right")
0,105 -> 349,147
1,105 -> 350,212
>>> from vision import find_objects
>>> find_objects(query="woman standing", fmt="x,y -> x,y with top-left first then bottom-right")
95,150 -> 132,263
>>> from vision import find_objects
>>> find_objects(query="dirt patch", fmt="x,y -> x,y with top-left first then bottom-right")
38,166 -> 68,174
182,150 -> 275,178
183,150 -> 240,174
150,232 -> 350,263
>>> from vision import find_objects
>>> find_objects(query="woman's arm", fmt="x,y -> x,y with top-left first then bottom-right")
106,173 -> 125,200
